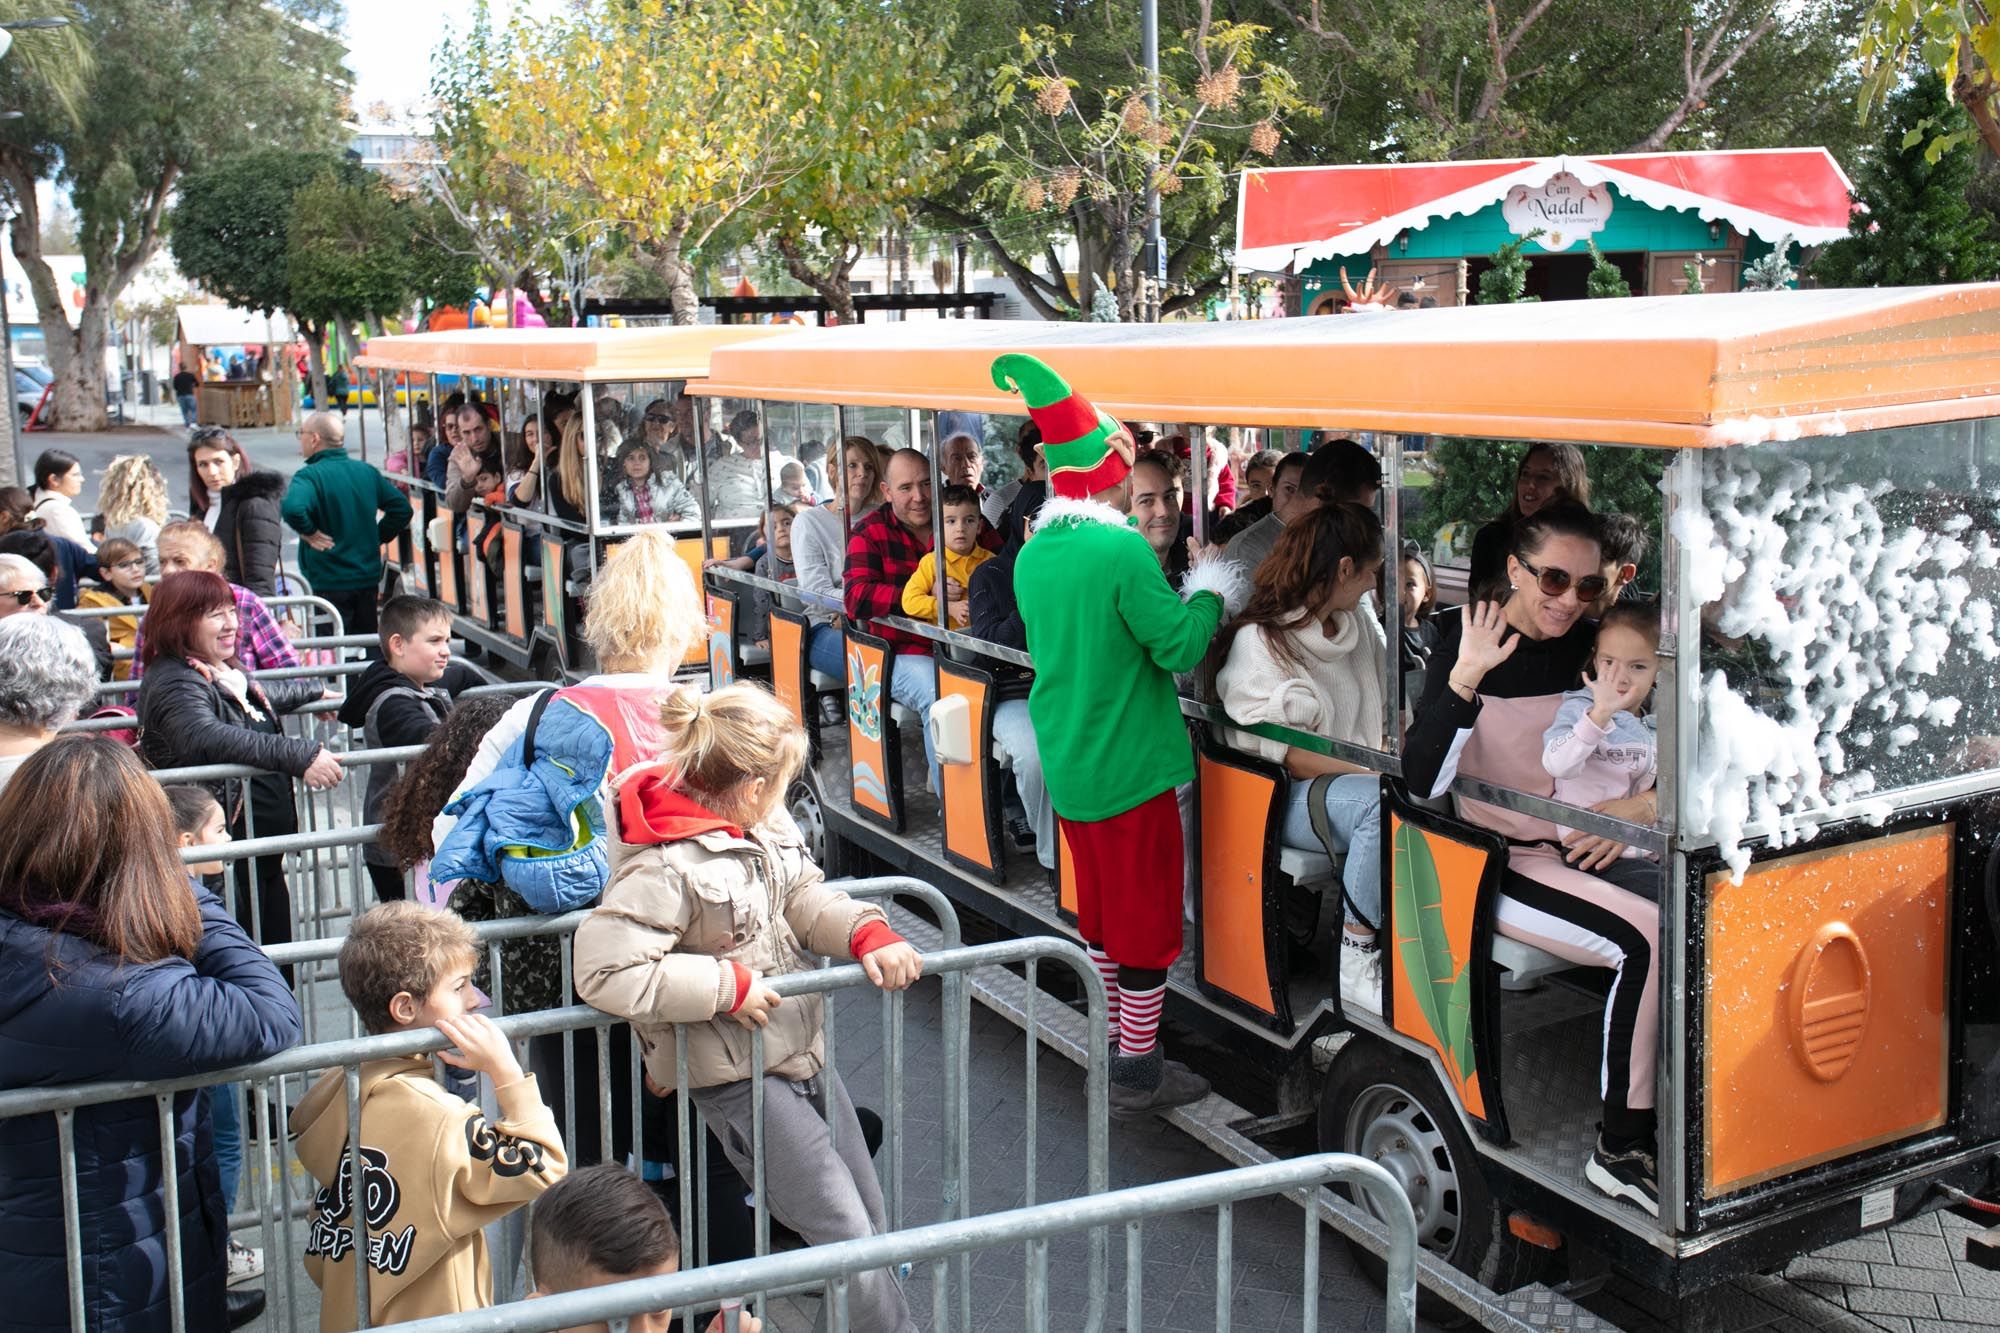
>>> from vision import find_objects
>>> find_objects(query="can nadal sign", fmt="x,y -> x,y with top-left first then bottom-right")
1501,173 -> 1612,251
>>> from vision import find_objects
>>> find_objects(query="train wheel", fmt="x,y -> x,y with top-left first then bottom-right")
789,775 -> 848,878
1319,1036 -> 1552,1322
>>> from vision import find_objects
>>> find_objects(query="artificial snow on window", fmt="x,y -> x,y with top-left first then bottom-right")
1674,423 -> 2000,879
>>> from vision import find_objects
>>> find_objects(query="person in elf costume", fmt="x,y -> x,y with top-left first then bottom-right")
996,353 -> 1250,1117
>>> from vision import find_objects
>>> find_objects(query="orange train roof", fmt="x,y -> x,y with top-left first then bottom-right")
691,285 -> 2000,448
353,325 -> 792,383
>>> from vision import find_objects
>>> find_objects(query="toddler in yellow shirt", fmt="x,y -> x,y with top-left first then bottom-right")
900,484 -> 992,628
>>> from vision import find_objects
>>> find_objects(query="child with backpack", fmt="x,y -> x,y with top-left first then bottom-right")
573,684 -> 923,1333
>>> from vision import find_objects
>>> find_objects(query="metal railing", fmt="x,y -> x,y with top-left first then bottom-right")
0,888 -> 1108,1333
374,1154 -> 1419,1333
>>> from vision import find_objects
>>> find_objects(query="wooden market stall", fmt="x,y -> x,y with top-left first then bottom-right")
175,304 -> 297,428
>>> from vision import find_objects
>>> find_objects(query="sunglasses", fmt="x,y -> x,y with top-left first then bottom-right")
110,559 -> 147,571
1515,554 -> 1608,602
3,586 -> 54,606
644,414 -> 672,426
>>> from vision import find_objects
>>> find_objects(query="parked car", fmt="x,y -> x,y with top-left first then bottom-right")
14,364 -> 50,425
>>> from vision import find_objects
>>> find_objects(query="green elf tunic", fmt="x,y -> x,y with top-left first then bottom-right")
1013,496 -> 1250,823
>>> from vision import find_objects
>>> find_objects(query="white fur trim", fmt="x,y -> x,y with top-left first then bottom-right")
1030,496 -> 1129,533
1181,557 -> 1251,619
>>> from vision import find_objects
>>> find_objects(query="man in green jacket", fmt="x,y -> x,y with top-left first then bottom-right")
998,353 -> 1249,1119
280,410 -> 412,639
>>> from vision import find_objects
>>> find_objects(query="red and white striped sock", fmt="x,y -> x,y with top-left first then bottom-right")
1117,982 -> 1167,1058
1087,947 -> 1121,1028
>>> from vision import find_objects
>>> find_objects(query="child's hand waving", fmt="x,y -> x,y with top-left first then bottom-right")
861,941 -> 923,991
1585,663 -> 1650,728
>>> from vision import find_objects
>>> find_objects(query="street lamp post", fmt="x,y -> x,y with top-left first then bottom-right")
1141,0 -> 1164,321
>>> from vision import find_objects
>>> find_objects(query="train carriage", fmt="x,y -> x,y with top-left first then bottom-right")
683,286 -> 2000,1302
353,324 -> 790,677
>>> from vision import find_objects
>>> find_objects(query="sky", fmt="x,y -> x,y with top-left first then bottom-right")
342,0 -> 564,126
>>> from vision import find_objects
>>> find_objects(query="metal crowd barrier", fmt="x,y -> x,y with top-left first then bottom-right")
375,1154 -> 1419,1333
0,891 -> 1107,1333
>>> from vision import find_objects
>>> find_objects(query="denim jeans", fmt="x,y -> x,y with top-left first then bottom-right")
203,1083 -> 243,1214
807,621 -> 846,682
177,393 -> 198,427
889,652 -> 940,791
1278,772 -> 1383,931
991,698 -> 1055,869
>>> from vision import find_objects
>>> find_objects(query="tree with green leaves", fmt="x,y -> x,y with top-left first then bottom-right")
1858,0 -> 2000,159
0,0 -> 346,428
957,4 -> 1303,321
481,0 -> 831,324
285,172 -> 422,409
1272,0 -> 1860,162
1585,239 -> 1631,298
172,151 -> 479,407
1812,72 -> 2000,288
757,0 -> 964,325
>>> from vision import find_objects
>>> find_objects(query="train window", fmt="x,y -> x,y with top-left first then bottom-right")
1688,419 -> 2000,872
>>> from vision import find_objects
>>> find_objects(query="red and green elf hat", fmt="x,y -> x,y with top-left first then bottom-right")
991,353 -> 1133,500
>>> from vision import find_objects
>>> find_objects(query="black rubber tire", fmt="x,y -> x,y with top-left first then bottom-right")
1318,1035 -> 1555,1324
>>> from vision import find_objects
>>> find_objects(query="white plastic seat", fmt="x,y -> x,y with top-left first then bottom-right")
991,731 -> 1014,770
740,644 -> 771,667
809,670 -> 840,691
889,703 -> 915,727
1491,934 -> 1571,987
1277,846 -> 1338,884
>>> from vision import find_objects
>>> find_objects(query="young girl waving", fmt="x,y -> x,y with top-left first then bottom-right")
574,684 -> 922,1333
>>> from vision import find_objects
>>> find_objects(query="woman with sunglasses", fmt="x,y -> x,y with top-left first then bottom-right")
1403,500 -> 1663,1219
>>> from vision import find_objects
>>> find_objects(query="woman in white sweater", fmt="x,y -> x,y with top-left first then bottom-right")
790,435 -> 885,681
1215,503 -> 1388,1012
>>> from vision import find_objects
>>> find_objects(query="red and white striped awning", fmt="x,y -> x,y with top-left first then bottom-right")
1234,148 -> 1855,273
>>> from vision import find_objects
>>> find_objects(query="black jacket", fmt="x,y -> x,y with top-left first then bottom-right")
214,470 -> 288,598
337,659 -> 485,864
969,540 -> 1025,652
999,477 -> 1046,551
0,885 -> 300,1332
137,656 -> 323,827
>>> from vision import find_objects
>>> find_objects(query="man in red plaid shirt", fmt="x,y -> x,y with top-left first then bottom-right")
844,448 -> 942,788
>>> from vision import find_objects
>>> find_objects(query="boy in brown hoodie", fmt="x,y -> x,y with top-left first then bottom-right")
294,902 -> 568,1330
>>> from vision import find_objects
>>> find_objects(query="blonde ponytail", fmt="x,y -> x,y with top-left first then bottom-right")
658,683 -> 807,818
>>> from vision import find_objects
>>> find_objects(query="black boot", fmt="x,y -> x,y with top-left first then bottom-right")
225,1287 -> 266,1329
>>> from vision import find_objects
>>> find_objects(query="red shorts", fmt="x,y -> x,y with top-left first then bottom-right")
1060,789 -> 1184,970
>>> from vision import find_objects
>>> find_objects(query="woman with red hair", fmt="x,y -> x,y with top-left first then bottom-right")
136,572 -> 344,949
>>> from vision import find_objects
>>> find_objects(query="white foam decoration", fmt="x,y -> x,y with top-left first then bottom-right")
1681,448 -> 2000,880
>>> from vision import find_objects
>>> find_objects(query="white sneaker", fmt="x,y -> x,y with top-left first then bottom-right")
1339,938 -> 1383,1015
226,1236 -> 264,1286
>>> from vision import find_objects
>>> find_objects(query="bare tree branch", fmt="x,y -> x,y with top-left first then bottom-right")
1626,4 -> 1779,153
921,200 -> 1074,319
1268,0 -> 1360,59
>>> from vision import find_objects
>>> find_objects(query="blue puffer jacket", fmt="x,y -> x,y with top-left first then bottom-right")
0,884 -> 303,1332
431,693 -> 619,913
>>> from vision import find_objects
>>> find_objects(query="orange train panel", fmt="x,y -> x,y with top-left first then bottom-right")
767,614 -> 807,730
437,538 -> 460,611
539,535 -> 565,641
467,543 -> 491,624
706,594 -> 736,688
1197,754 -> 1278,1017
1704,826 -> 1952,1196
1057,825 -> 1078,919
844,636 -> 894,823
937,669 -> 995,875
501,526 -> 527,640
1387,816 -> 1491,1122
678,538 -> 724,667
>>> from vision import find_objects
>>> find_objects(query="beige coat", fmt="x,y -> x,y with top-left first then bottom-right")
574,814 -> 886,1089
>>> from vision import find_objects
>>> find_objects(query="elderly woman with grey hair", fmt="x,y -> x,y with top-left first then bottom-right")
0,612 -> 99,793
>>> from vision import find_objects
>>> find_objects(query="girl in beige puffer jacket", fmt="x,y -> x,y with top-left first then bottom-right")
573,684 -> 923,1333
